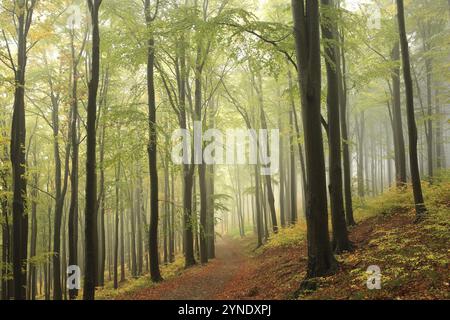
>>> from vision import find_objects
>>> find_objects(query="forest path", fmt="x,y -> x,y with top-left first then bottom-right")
118,236 -> 248,300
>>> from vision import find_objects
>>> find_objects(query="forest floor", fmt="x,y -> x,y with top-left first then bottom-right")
116,178 -> 450,301
115,237 -> 250,300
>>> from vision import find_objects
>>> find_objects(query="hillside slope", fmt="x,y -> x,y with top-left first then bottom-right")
218,180 -> 450,300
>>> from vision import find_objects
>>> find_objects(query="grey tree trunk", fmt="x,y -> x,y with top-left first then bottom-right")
321,0 -> 352,253
11,0 -> 37,300
291,0 -> 337,278
391,42 -> 407,186
145,0 -> 163,282
84,0 -> 102,300
396,0 -> 428,220
337,31 -> 355,226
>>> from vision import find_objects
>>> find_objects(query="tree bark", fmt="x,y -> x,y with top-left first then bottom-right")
321,0 -> 352,253
145,0 -> 163,282
391,42 -> 407,186
291,0 -> 337,278
10,0 -> 36,300
68,28 -> 82,300
336,31 -> 355,226
113,163 -> 120,290
396,0 -> 428,220
289,111 -> 298,224
28,148 -> 38,300
84,0 -> 102,300
356,112 -> 365,198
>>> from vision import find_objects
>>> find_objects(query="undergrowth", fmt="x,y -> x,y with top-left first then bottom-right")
263,172 -> 450,300
95,255 -> 185,300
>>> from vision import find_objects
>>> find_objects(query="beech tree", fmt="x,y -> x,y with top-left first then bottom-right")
8,0 -> 38,300
291,0 -> 337,278
396,0 -> 427,221
84,0 -> 102,301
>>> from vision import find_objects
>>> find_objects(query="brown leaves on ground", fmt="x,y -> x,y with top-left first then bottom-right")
116,237 -> 247,300
217,206 -> 449,300
117,185 -> 449,301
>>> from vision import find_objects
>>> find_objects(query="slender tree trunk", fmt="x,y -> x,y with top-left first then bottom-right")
113,163 -> 120,289
435,89 -> 444,170
170,167 -> 176,262
50,77 -> 72,300
1,121 -> 11,300
129,187 -> 137,277
84,0 -> 102,300
28,149 -> 38,300
120,188 -> 125,282
193,46 -> 209,264
207,106 -> 216,259
145,0 -> 162,282
391,42 -> 407,186
68,29 -> 80,300
136,168 -> 143,275
288,69 -> 307,219
254,165 -> 263,247
289,112 -> 298,224
422,34 -> 433,180
321,0 -> 352,253
356,112 -> 365,198
98,123 -> 106,286
11,1 -> 36,300
396,0 -> 428,220
337,31 -> 355,226
253,74 -> 278,232
278,114 -> 286,228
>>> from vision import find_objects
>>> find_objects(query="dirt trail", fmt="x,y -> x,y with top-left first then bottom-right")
118,237 -> 247,300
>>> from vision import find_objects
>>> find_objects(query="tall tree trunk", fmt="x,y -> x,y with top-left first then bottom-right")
113,163 -> 120,290
28,149 -> 38,300
321,0 -> 352,253
1,120 -> 11,300
396,0 -> 428,220
194,43 -> 208,264
288,69 -> 307,219
170,167 -> 176,262
278,114 -> 286,228
435,89 -> 444,170
98,122 -> 107,286
136,168 -> 143,275
120,187 -> 125,282
391,42 -> 407,186
129,187 -> 137,277
68,28 -> 81,300
50,80 -> 71,300
356,112 -> 365,198
84,0 -> 102,300
291,0 -> 337,278
253,74 -> 278,232
289,111 -> 298,224
174,35 -> 196,268
207,106 -> 216,259
422,30 -> 433,181
10,0 -> 36,300
337,30 -> 355,226
254,165 -> 263,247
145,0 -> 162,282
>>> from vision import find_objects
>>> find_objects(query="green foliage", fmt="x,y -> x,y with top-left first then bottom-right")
263,223 -> 307,250
95,255 -> 186,300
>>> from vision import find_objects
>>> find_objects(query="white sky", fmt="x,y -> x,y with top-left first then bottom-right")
266,0 -> 373,12
343,0 -> 373,12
